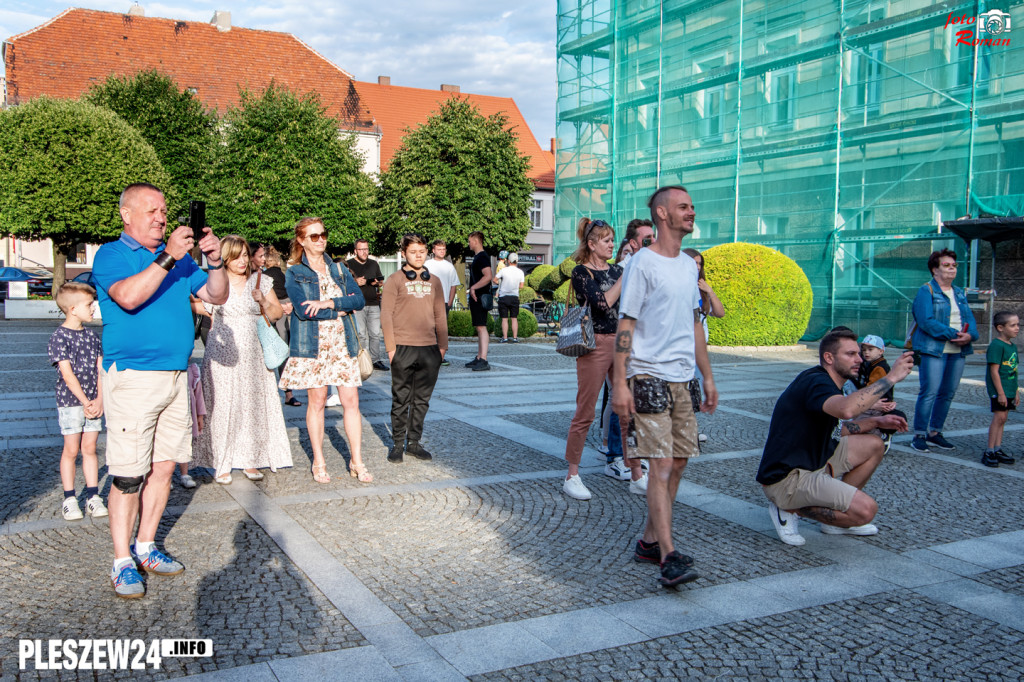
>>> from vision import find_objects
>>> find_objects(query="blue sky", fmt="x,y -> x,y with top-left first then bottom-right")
1,1 -> 556,144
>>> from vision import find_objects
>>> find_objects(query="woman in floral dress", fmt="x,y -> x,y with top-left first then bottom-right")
193,235 -> 293,484
280,217 -> 372,484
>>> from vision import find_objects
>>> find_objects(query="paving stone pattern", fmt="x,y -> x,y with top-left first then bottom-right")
1,318 -> 1022,681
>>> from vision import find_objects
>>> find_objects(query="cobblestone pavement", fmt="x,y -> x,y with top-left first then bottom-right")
1,318 -> 1022,681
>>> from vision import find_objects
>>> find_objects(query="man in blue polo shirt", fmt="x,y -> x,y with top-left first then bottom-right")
93,183 -> 228,599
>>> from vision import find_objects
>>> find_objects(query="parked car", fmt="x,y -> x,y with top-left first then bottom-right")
71,271 -> 96,289
0,267 -> 54,298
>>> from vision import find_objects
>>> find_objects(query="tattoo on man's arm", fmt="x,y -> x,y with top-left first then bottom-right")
846,421 -> 862,434
615,330 -> 632,354
797,506 -> 837,524
870,378 -> 893,397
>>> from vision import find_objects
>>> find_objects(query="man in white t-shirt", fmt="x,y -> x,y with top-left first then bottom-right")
424,240 -> 460,366
613,185 -> 717,588
493,253 -> 525,343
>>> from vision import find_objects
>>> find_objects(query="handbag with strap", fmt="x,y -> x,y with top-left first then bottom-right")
254,271 -> 290,370
556,268 -> 596,357
334,263 -> 374,381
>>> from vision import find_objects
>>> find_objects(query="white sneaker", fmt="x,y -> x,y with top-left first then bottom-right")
821,522 -> 878,536
325,393 -> 341,407
62,498 -> 84,521
603,457 -> 631,481
179,473 -> 197,489
629,473 -> 648,495
562,474 -> 592,500
768,501 -> 804,546
640,459 -> 649,472
86,495 -> 108,518
698,433 -> 708,443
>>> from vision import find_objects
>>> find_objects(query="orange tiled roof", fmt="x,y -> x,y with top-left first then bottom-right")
3,8 -> 375,131
355,80 -> 555,189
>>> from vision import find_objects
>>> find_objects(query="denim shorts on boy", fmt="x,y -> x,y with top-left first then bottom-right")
57,406 -> 103,436
761,437 -> 857,513
627,375 -> 699,459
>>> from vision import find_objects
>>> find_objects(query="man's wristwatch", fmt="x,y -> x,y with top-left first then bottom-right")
207,260 -> 224,270
154,252 -> 176,272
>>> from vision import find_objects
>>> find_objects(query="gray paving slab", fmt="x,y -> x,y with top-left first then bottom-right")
180,662 -> 279,682
597,596 -> 730,639
267,646 -> 402,681
930,535 -> 1024,569
427,622 -> 560,676
517,607 -> 648,657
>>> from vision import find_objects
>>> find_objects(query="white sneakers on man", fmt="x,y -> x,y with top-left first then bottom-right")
629,473 -> 648,495
821,522 -> 878,536
768,501 -> 805,546
562,474 -> 592,500
603,457 -> 631,481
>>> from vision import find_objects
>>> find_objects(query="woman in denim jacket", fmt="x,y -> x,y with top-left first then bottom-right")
910,249 -> 978,453
279,217 -> 372,484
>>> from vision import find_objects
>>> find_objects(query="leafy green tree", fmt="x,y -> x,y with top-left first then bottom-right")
86,70 -> 217,222
0,97 -> 171,293
208,82 -> 376,251
375,97 -> 535,262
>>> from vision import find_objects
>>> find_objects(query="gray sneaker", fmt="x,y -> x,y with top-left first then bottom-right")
111,564 -> 145,599
132,546 -> 185,576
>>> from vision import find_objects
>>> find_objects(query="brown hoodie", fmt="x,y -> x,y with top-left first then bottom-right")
381,269 -> 449,353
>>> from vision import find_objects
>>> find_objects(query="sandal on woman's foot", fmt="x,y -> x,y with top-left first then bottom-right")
243,469 -> 264,481
349,463 -> 374,484
215,473 -> 232,485
285,397 -> 303,406
311,464 -> 330,484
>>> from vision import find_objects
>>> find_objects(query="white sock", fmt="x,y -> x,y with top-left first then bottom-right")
112,557 -> 133,579
133,540 -> 155,556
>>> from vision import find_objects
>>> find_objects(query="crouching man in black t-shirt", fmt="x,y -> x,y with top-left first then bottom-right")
757,329 -> 913,546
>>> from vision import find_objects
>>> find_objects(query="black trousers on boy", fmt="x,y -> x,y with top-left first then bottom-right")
391,345 -> 443,446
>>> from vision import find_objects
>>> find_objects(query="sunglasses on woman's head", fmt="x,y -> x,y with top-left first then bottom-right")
585,219 -> 609,240
306,233 -> 327,242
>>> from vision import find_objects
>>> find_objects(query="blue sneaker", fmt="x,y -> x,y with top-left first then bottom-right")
910,435 -> 929,452
111,564 -> 145,599
133,546 -> 185,576
926,432 -> 955,451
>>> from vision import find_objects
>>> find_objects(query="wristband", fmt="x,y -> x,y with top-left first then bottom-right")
154,252 -> 176,272
206,260 -> 223,270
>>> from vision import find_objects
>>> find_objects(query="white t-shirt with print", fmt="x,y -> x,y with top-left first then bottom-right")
424,257 -> 460,304
495,265 -> 525,298
618,248 -> 702,383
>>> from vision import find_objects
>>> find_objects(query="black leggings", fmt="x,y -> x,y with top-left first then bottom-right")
391,345 -> 443,445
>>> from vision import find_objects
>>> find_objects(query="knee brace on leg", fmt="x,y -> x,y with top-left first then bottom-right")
112,475 -> 145,494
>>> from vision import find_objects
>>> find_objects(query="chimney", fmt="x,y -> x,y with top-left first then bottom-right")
440,84 -> 460,93
211,10 -> 231,32
378,76 -> 391,86
127,3 -> 145,16
550,138 -> 556,153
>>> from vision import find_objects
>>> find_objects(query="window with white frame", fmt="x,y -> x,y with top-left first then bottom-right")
767,68 -> 796,129
852,45 -> 884,114
529,199 -> 544,229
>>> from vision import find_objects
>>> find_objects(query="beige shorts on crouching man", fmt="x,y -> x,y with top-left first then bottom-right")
103,365 -> 192,478
628,375 -> 700,459
762,437 -> 858,513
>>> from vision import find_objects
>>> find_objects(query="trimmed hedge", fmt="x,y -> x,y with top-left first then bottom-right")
526,264 -> 555,289
519,286 -> 538,303
558,257 -> 576,279
447,310 -> 475,337
552,280 -> 572,304
487,309 -> 539,338
702,242 -> 813,346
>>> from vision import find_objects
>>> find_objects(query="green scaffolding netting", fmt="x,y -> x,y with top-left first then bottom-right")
556,0 -> 1024,342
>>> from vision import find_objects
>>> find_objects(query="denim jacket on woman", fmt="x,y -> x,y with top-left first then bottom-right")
285,254 -> 365,359
911,277 -> 978,358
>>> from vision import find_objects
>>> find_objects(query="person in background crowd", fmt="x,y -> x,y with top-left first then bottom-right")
381,234 -> 449,464
983,311 -> 1019,468
493,252 -> 525,343
92,182 -> 227,599
193,235 -> 292,484
424,240 -> 460,368
909,249 -> 978,453
263,247 -> 300,406
346,239 -> 387,371
684,248 -> 725,444
279,218 -> 370,484
563,217 -> 644,500
465,231 -> 492,372
615,218 -> 655,265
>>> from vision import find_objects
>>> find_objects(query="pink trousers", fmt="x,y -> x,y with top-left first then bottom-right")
565,333 -> 616,466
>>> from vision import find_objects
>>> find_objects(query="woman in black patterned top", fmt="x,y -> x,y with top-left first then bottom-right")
562,217 -> 640,501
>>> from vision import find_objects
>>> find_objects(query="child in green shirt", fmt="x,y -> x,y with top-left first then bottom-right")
984,311 -> 1019,467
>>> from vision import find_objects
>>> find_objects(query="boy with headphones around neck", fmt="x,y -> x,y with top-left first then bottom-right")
381,234 -> 449,463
